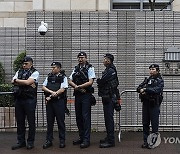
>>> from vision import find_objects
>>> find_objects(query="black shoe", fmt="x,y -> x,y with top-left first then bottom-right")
73,139 -> 83,145
100,137 -> 108,144
11,142 -> 26,150
59,141 -> 65,148
43,141 -> 52,149
26,143 -> 34,150
141,142 -> 148,148
80,142 -> 90,149
99,142 -> 115,148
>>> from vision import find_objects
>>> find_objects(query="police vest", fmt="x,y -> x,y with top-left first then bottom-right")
17,67 -> 37,98
98,64 -> 119,97
46,73 -> 65,97
72,63 -> 94,93
137,74 -> 163,104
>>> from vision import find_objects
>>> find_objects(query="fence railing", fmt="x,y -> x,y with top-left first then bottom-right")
118,89 -> 180,141
1,90 -> 180,133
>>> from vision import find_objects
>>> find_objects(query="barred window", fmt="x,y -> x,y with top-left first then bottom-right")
164,47 -> 180,61
111,0 -> 172,11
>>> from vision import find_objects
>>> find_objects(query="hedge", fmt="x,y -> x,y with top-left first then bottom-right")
0,84 -> 14,107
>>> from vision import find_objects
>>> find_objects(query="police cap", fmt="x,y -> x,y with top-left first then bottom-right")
149,64 -> 159,71
51,62 -> 61,68
77,52 -> 87,58
23,56 -> 33,63
104,53 -> 114,62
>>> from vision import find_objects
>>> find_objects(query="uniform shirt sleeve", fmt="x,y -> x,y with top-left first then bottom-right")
69,69 -> 75,80
29,71 -> 40,83
88,67 -> 96,79
61,76 -> 68,89
42,77 -> 48,86
12,71 -> 19,80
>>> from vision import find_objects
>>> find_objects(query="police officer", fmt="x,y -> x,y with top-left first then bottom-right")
137,64 -> 164,149
11,56 -> 39,150
97,53 -> 120,148
42,62 -> 68,149
69,52 -> 96,149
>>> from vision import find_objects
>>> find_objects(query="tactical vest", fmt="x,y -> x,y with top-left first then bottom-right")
45,72 -> 65,98
137,74 -> 163,104
98,64 -> 119,97
72,63 -> 94,94
17,67 -> 37,98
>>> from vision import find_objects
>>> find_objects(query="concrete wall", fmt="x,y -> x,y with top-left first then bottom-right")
25,11 -> 180,130
0,0 -> 32,27
173,0 -> 180,11
1,10 -> 180,130
33,0 -> 110,11
1,0 -> 180,27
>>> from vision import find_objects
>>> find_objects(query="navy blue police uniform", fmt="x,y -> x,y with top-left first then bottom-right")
69,52 -> 96,148
97,53 -> 121,148
137,64 -> 164,148
12,56 -> 39,150
42,62 -> 68,149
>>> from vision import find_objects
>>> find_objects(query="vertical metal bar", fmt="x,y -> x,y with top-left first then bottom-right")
110,0 -> 113,11
140,0 -> 143,11
41,91 -> 45,129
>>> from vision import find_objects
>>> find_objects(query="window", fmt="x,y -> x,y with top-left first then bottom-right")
113,3 -> 140,10
164,47 -> 180,61
111,0 -> 172,11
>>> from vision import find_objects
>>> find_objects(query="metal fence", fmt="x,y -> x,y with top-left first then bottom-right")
0,90 -> 180,133
118,90 -> 180,136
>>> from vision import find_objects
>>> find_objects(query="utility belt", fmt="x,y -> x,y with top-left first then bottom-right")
73,86 -> 94,96
141,94 -> 163,106
49,96 -> 64,101
45,92 -> 64,100
13,86 -> 36,99
98,86 -> 112,98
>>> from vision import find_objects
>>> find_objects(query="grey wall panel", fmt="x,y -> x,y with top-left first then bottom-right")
0,27 -> 26,81
0,10 -> 180,130
21,10 -> 180,131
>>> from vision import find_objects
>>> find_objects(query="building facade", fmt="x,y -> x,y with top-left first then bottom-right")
0,0 -> 180,27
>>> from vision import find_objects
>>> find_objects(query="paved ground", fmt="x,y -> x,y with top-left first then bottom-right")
0,131 -> 179,154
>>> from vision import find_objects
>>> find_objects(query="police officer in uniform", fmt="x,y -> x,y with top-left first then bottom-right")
97,53 -> 121,148
137,64 -> 164,149
42,62 -> 68,149
11,56 -> 39,150
69,52 -> 96,149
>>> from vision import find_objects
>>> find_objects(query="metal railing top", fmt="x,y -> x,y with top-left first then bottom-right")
120,89 -> 180,96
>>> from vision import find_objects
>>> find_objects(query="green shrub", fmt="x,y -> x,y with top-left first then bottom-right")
0,84 -> 14,107
0,62 -> 5,84
13,51 -> 26,72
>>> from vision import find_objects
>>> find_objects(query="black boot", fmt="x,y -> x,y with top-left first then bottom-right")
11,142 -> 26,150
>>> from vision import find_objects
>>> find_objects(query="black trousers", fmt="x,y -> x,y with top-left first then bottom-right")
142,101 -> 160,143
15,97 -> 36,144
46,98 -> 65,142
102,97 -> 115,143
75,93 -> 91,143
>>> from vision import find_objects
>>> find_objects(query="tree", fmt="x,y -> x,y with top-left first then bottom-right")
149,0 -> 175,11
13,51 -> 26,72
149,0 -> 156,11
160,0 -> 175,11
0,62 -> 5,84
